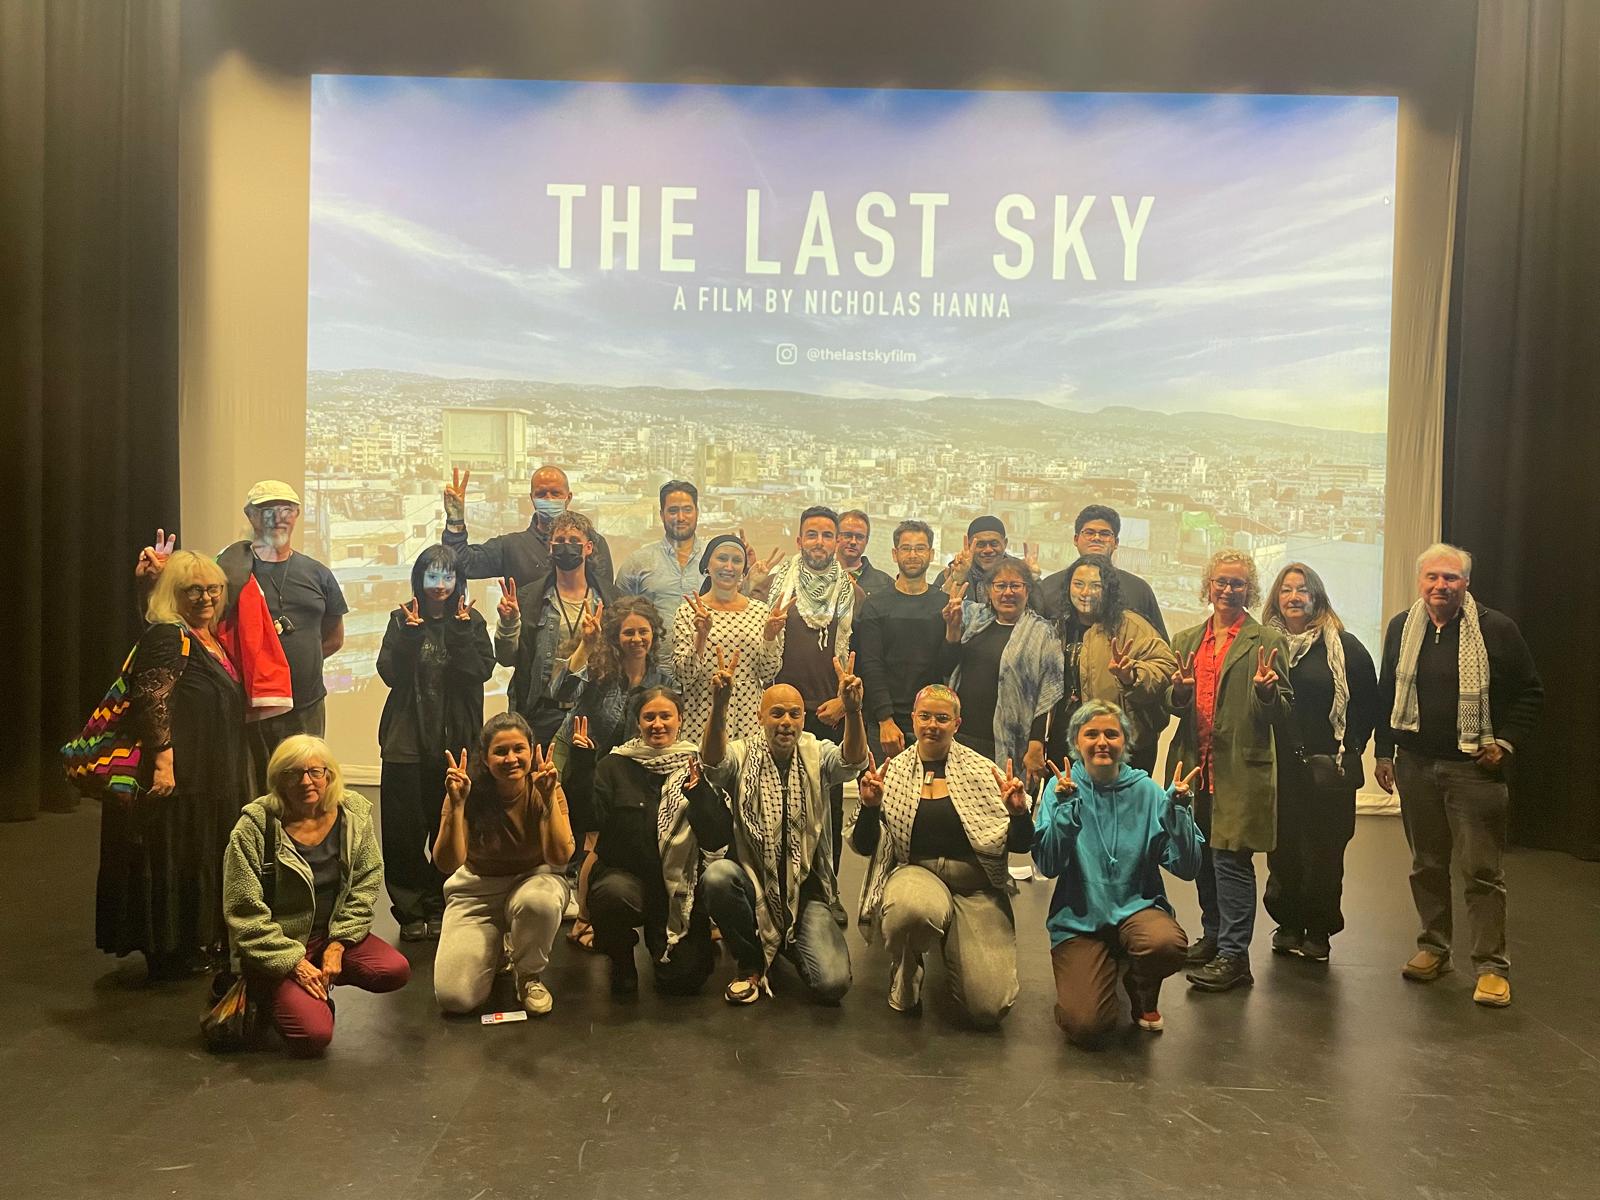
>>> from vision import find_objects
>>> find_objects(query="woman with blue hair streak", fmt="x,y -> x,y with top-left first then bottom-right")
1033,700 -> 1205,1046
376,544 -> 496,942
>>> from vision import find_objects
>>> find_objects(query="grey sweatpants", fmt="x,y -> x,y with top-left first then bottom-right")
434,867 -> 572,1013
879,856 -> 1019,1027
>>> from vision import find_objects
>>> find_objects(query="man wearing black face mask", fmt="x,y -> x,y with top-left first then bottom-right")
495,512 -> 616,748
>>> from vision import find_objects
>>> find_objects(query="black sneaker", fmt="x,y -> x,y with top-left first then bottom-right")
609,955 -> 639,997
1300,934 -> 1331,962
1271,927 -> 1304,957
1184,935 -> 1218,967
1187,953 -> 1254,992
399,920 -> 428,943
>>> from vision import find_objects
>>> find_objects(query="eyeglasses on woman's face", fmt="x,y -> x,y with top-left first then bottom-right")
184,584 -> 224,601
284,766 -> 329,782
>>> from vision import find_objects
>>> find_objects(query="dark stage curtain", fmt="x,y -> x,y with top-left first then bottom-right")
0,0 -> 181,820
1447,1 -> 1600,858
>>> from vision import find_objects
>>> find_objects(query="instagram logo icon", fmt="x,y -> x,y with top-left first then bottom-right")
774,343 -> 798,365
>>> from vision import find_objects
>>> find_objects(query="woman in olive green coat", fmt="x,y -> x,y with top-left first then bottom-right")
1164,550 -> 1293,993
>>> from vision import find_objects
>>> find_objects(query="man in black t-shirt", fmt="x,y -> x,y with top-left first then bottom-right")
1038,504 -> 1167,639
854,520 -> 951,759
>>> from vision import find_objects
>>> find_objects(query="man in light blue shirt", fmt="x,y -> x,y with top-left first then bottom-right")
615,480 -> 708,627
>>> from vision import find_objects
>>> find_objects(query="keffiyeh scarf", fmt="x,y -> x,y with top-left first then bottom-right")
1390,593 -> 1494,753
857,742 -> 1014,937
611,737 -> 703,955
954,608 -> 1064,767
771,554 -> 854,656
1269,616 -> 1350,746
735,737 -> 824,967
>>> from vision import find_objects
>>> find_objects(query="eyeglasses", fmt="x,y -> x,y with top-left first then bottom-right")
284,766 -> 329,782
1212,579 -> 1250,593
183,585 -> 225,600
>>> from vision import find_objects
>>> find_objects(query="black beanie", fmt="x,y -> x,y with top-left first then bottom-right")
966,515 -> 1006,539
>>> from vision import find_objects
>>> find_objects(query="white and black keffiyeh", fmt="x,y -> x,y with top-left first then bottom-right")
1390,593 -> 1494,753
856,741 -> 1014,937
734,737 -> 824,967
611,737 -> 703,954
770,553 -> 854,656
1270,616 -> 1350,746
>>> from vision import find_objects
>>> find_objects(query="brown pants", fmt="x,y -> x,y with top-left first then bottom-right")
1050,907 -> 1188,1045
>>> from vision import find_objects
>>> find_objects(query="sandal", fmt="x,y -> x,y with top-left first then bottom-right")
565,919 -> 598,952
724,975 -> 764,1006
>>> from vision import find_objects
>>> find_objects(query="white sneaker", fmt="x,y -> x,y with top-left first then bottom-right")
520,978 -> 554,1016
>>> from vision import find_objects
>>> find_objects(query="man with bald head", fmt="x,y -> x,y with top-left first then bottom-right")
1375,542 -> 1542,1008
441,463 -> 615,591
696,651 -> 868,1005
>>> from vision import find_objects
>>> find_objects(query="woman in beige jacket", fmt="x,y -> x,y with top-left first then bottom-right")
1045,553 -> 1177,777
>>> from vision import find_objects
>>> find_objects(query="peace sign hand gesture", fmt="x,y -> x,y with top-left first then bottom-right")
710,645 -> 741,698
455,594 -> 476,622
1022,541 -> 1041,578
1106,635 -> 1137,687
531,741 -> 560,802
497,577 -> 518,621
1168,759 -> 1202,804
857,752 -> 884,808
945,543 -> 973,596
136,528 -> 176,581
1045,758 -> 1076,798
685,592 -> 714,649
444,467 -> 470,523
579,598 -> 605,647
401,599 -> 425,627
1170,651 -> 1198,701
993,758 -> 1030,815
570,716 -> 593,751
444,748 -> 472,807
833,651 -> 862,713
1253,646 -> 1281,698
762,595 -> 793,642
684,753 -> 702,792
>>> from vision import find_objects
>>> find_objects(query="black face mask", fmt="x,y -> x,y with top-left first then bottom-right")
551,544 -> 585,572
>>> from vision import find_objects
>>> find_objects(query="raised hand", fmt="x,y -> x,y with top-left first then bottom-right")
749,545 -> 785,592
455,594 -> 476,622
684,753 -> 702,791
942,592 -> 965,641
443,748 -> 471,806
944,545 -> 972,596
497,577 -> 518,622
1253,646 -> 1281,697
1045,758 -> 1077,797
443,467 -> 470,523
762,594 -> 793,642
1170,651 -> 1198,699
136,528 -> 176,580
531,741 -> 560,801
1169,759 -> 1202,800
579,598 -> 605,647
1022,541 -> 1041,578
710,645 -> 741,698
879,718 -> 906,759
857,752 -> 884,808
1106,636 -> 1137,687
685,592 -> 714,648
833,651 -> 863,713
402,599 -> 425,627
570,716 -> 594,751
993,758 -> 1029,814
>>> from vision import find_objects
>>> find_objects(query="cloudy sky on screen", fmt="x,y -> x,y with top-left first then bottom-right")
308,78 -> 1397,431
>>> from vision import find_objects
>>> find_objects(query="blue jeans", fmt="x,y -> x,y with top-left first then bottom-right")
702,859 -> 851,1002
1195,845 -> 1259,961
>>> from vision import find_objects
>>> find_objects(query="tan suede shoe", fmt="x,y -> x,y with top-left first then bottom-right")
1473,974 -> 1512,1007
1402,949 -> 1452,981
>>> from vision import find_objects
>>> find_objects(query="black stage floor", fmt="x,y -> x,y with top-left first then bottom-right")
2,801 -> 1596,1200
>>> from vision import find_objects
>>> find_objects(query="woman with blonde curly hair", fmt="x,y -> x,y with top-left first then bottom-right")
1164,549 -> 1294,993
97,551 -> 250,981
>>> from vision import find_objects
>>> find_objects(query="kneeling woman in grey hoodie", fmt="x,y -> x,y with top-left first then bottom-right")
1033,700 -> 1204,1045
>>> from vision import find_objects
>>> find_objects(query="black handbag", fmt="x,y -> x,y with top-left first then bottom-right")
201,815 -> 277,1052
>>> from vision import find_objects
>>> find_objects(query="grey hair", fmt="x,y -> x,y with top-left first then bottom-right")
1066,699 -> 1137,759
1415,542 -> 1472,580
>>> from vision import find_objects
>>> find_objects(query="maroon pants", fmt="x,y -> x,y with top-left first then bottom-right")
268,933 -> 410,1055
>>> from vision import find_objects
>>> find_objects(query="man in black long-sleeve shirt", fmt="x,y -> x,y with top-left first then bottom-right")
854,520 -> 952,760
1037,504 -> 1167,639
1374,544 -> 1543,1008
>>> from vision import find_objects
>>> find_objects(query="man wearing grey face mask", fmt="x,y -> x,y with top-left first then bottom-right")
441,464 -> 615,595
136,479 -> 348,793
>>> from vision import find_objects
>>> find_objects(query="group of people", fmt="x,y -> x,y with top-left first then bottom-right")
97,465 -> 1543,1055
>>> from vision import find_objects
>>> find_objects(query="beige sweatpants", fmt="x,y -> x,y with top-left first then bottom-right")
434,867 -> 571,1014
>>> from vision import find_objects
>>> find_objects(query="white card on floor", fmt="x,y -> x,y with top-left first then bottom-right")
481,1010 -> 528,1025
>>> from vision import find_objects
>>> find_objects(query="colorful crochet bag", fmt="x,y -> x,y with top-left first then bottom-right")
61,630 -> 189,800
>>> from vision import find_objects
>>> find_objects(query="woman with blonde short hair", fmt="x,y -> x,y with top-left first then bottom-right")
96,550 -> 250,981
223,735 -> 410,1055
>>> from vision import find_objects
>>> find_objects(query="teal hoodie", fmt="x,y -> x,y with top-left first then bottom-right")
1032,760 -> 1204,946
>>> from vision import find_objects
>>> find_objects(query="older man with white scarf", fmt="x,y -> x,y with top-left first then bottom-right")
1375,543 -> 1543,1007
